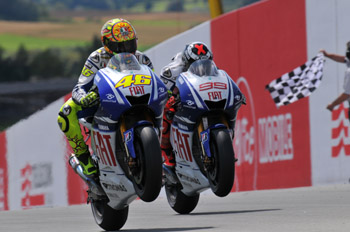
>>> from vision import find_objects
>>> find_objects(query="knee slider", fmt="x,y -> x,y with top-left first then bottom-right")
58,112 -> 69,133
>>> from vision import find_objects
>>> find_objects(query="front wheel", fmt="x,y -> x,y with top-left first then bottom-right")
131,126 -> 163,202
91,200 -> 128,231
207,129 -> 235,197
165,184 -> 200,214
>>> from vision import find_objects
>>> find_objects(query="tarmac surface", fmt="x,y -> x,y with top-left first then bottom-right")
0,184 -> 349,232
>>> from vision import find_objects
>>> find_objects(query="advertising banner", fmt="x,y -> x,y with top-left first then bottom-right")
211,0 -> 311,191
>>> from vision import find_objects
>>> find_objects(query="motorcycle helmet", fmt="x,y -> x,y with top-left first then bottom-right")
182,42 -> 213,68
101,18 -> 137,54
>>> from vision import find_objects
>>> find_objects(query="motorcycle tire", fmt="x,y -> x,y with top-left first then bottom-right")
208,129 -> 235,197
165,184 -> 200,214
132,125 -> 163,202
91,200 -> 128,231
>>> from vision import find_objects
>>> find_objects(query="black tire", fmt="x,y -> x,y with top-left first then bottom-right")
132,126 -> 163,202
91,200 -> 128,231
165,184 -> 200,214
208,129 -> 235,197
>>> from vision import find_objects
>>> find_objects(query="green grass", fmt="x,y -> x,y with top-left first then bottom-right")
0,34 -> 89,52
131,19 -> 193,27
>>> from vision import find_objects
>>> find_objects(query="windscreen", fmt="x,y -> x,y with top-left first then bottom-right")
188,59 -> 218,77
107,53 -> 141,72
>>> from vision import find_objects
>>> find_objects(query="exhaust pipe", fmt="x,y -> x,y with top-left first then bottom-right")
69,154 -> 105,196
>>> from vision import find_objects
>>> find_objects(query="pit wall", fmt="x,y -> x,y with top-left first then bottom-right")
1,0 -> 349,211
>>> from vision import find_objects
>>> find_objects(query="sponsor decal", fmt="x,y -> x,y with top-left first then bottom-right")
106,93 -> 115,100
102,93 -> 117,103
62,104 -> 71,116
102,183 -> 127,192
258,113 -> 294,163
98,124 -> 109,131
90,53 -> 100,63
171,127 -> 193,162
178,123 -> 189,131
178,173 -> 201,185
186,100 -> 195,106
201,132 -> 208,143
183,99 -> 196,109
93,132 -> 117,167
233,77 -> 307,191
21,163 -> 49,209
32,163 -> 52,188
162,68 -> 172,78
208,91 -> 222,100
129,86 -> 145,96
124,131 -> 132,143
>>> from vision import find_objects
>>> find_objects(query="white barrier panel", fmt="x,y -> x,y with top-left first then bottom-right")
6,98 -> 67,210
307,0 -> 350,185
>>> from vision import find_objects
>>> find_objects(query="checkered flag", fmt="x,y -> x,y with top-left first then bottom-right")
266,53 -> 325,107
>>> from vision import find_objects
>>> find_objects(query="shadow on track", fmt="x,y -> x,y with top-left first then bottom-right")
121,227 -> 214,232
187,208 -> 281,216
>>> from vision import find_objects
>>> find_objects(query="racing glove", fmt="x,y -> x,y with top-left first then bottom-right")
79,91 -> 99,107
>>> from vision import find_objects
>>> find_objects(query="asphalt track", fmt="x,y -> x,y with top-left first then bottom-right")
0,184 -> 349,232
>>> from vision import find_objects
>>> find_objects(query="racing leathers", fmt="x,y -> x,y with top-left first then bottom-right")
57,47 -> 153,176
159,51 -> 188,167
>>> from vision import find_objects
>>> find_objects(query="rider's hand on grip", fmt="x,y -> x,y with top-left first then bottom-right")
80,91 -> 99,107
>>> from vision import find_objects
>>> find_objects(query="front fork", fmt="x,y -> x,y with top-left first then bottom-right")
120,116 -> 154,175
197,115 -> 230,170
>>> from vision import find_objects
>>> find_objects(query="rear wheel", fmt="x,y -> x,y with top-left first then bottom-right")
165,184 -> 200,214
131,126 -> 162,202
207,129 -> 235,197
91,200 -> 128,231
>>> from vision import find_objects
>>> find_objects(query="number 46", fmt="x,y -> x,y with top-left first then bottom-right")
115,74 -> 151,88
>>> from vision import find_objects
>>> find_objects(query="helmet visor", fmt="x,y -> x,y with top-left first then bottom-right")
188,59 -> 218,77
108,39 -> 137,54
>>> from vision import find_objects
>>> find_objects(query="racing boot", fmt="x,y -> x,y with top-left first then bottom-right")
75,151 -> 98,178
161,147 -> 175,168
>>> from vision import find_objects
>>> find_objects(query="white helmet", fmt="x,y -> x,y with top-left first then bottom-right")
183,42 -> 213,67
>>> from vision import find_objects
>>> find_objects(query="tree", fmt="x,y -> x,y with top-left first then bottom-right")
167,0 -> 184,12
0,0 -> 45,21
30,49 -> 65,79
12,45 -> 31,81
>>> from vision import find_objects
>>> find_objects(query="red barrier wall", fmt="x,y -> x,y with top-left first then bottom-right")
0,132 -> 8,210
211,0 -> 311,191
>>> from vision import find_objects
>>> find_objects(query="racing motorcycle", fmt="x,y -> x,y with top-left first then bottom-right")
69,53 -> 168,231
163,59 -> 244,214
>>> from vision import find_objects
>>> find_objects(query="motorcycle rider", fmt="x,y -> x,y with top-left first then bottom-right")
57,18 -> 153,178
159,42 -> 213,169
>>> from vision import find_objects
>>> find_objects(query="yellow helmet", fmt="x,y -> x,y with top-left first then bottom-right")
101,18 -> 137,54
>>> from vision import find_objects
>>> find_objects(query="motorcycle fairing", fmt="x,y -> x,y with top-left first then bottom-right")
93,65 -> 167,128
175,68 -> 241,132
170,124 -> 210,195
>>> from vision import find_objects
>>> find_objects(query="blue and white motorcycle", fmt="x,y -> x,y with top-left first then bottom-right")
163,59 -> 244,214
70,53 -> 168,231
